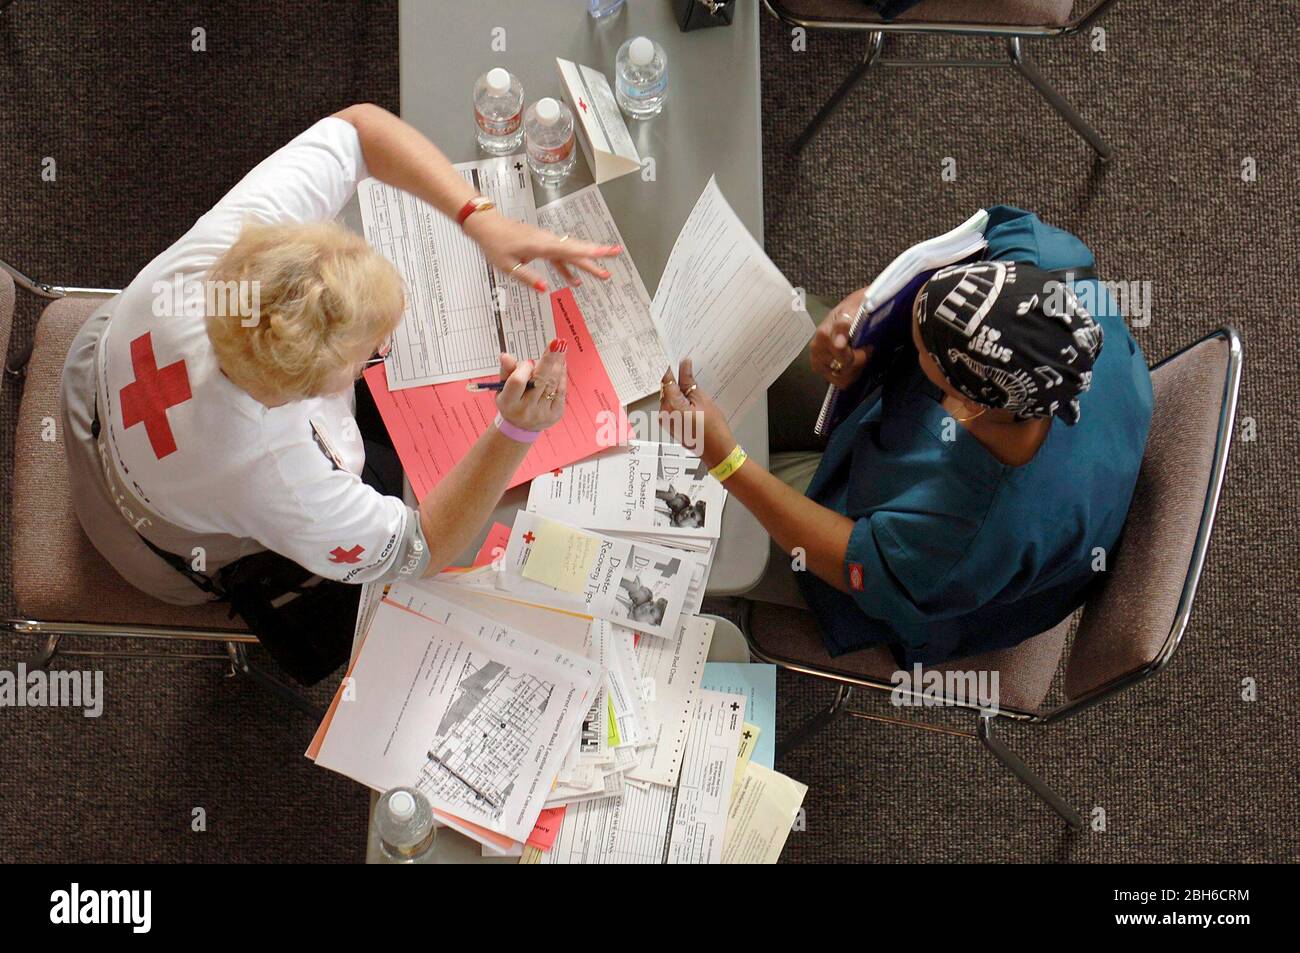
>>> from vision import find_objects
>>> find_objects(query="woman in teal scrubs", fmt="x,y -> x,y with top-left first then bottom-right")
659,207 -> 1154,666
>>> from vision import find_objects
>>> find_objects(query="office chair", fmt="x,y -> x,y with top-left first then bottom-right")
739,326 -> 1243,827
0,261 -> 323,718
763,0 -> 1121,160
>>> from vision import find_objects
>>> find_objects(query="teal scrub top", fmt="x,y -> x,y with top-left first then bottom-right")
796,206 -> 1155,666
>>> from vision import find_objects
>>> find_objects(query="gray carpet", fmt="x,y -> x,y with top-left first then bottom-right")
2,0 -> 1296,863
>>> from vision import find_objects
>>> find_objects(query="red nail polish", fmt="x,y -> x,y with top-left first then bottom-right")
549,339 -> 561,353
535,281 -> 548,292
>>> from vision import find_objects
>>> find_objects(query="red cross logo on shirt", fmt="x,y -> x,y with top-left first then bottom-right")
329,545 -> 365,564
119,332 -> 192,459
522,532 -> 536,544
578,97 -> 588,113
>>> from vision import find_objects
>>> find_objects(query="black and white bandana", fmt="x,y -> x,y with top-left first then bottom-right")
914,260 -> 1103,425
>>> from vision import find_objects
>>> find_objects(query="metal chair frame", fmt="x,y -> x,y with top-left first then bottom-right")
1,257 -> 324,719
761,0 -> 1121,160
740,326 -> 1244,828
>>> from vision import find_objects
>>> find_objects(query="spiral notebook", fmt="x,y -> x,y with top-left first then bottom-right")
812,209 -> 991,436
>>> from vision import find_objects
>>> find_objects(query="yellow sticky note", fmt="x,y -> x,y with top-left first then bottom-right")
521,518 -> 601,593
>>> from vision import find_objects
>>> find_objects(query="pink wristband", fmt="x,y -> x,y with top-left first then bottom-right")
494,413 -> 541,444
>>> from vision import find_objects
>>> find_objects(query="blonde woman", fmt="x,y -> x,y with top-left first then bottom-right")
60,105 -> 619,672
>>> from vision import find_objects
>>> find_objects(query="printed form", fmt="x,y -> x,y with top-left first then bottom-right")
651,176 -> 816,425
309,598 -> 597,845
537,186 -> 667,404
539,688 -> 745,864
359,155 -> 551,390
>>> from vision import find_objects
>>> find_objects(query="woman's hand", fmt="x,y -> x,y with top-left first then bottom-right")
463,213 -> 621,292
497,341 -> 568,432
659,359 -> 737,470
811,287 -> 874,388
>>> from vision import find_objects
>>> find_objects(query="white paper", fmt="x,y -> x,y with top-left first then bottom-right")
537,186 -> 667,404
527,441 -> 725,541
540,689 -> 745,865
651,176 -> 816,424
358,156 -> 551,390
312,599 -> 597,844
498,512 -> 693,640
665,689 -> 746,864
628,615 -> 714,787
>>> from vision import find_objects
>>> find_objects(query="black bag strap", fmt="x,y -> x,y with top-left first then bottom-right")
134,529 -> 228,599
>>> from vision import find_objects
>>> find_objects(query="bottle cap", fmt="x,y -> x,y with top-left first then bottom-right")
629,37 -> 655,67
535,97 -> 561,125
486,67 -> 511,94
387,790 -> 416,820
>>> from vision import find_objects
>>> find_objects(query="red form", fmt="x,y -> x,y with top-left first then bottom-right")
365,288 -> 629,498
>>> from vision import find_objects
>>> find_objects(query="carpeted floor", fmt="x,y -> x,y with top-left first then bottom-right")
1,1 -> 1296,863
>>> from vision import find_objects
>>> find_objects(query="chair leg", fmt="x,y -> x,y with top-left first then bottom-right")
792,31 -> 884,155
1,633 -> 61,674
778,683 -> 852,758
977,714 -> 1082,829
1007,37 -> 1114,163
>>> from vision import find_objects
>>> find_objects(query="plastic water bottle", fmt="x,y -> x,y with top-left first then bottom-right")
374,787 -> 437,864
615,36 -> 668,119
524,97 -> 576,186
474,67 -> 524,155
588,0 -> 627,18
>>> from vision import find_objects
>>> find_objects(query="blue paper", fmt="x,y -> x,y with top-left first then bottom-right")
701,662 -> 776,769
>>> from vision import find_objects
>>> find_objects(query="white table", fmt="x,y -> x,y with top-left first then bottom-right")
397,0 -> 770,594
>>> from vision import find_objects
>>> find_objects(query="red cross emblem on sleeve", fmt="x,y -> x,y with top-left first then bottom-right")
119,332 -> 192,460
329,545 -> 365,564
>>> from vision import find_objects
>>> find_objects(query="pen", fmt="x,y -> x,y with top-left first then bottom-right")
465,379 -> 536,392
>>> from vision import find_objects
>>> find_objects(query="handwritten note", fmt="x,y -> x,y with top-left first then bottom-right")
520,517 -> 602,593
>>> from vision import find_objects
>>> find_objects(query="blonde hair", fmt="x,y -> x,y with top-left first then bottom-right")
205,220 -> 404,400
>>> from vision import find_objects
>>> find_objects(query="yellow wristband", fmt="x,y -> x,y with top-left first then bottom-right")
709,445 -> 748,483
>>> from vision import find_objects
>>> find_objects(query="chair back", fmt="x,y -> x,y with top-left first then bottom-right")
0,267 -> 14,362
1060,328 -> 1243,706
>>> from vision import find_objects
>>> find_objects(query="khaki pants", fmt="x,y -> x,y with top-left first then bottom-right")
743,294 -> 838,609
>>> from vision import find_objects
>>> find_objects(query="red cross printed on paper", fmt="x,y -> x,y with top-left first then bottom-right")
329,545 -> 365,564
522,532 -> 536,545
551,468 -> 563,477
578,97 -> 588,113
119,332 -> 192,459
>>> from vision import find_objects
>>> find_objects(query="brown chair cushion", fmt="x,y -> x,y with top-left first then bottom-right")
12,297 -> 247,631
747,600 -> 1069,714
770,0 -> 1076,29
1064,335 -> 1231,699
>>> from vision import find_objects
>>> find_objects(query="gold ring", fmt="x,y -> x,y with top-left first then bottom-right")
558,234 -> 570,243
829,359 -> 844,374
543,389 -> 558,401
510,262 -> 524,274
683,384 -> 698,398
